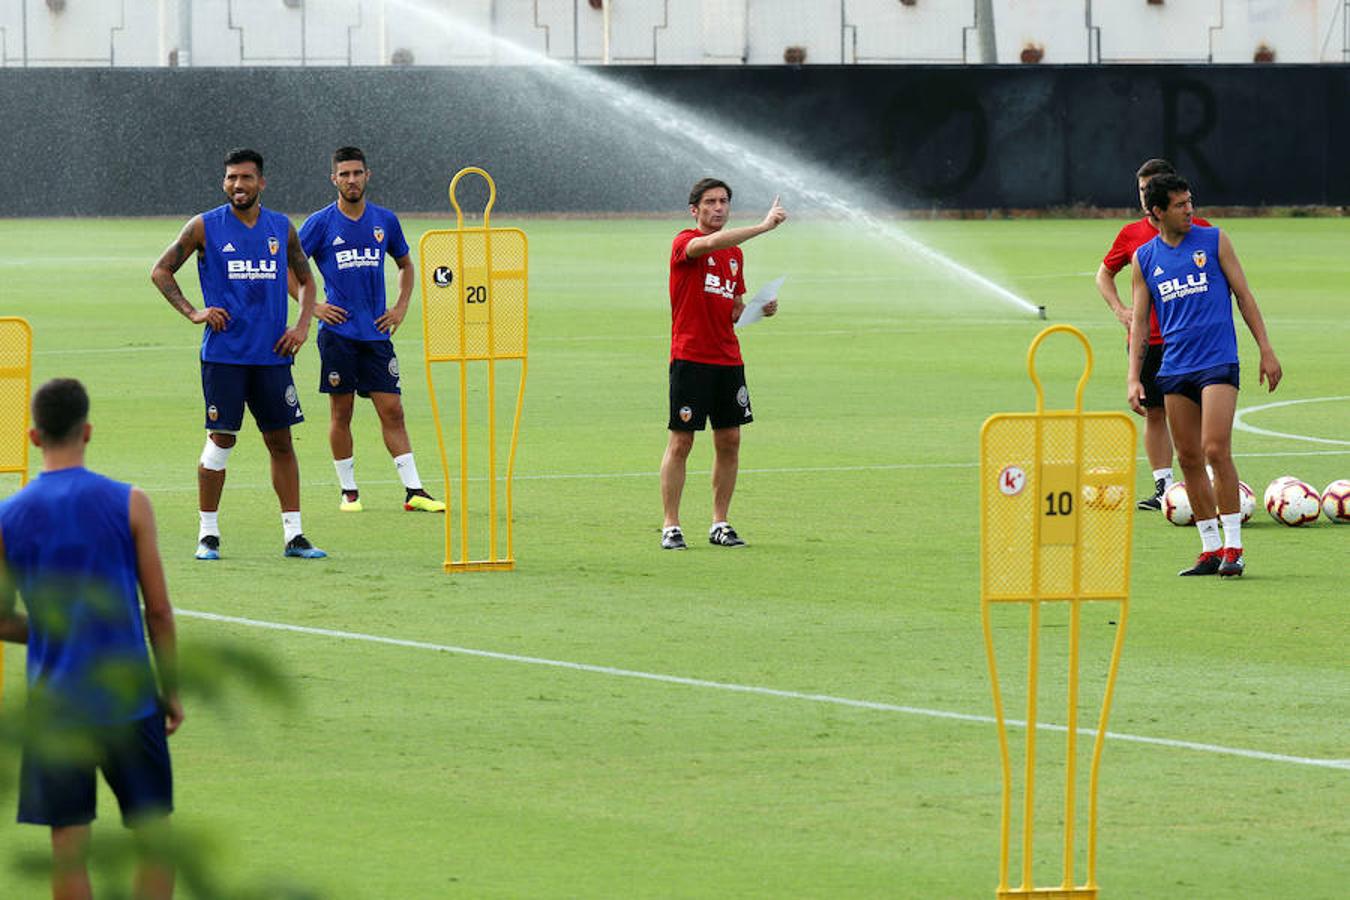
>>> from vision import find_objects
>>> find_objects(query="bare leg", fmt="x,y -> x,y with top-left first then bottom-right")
131,816 -> 176,900
329,393 -> 355,461
197,432 -> 236,513
262,428 -> 301,512
1165,393 -> 1215,521
370,391 -> 413,457
661,430 -> 695,528
50,825 -> 93,900
1199,384 -> 1240,515
711,426 -> 741,524
1144,405 -> 1173,473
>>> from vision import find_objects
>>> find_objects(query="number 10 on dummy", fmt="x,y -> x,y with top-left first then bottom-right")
419,168 -> 527,572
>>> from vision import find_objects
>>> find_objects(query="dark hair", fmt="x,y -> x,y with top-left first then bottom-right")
332,146 -> 367,169
1144,173 -> 1190,217
1135,158 -> 1175,181
688,178 -> 732,207
224,148 -> 264,173
32,378 -> 89,445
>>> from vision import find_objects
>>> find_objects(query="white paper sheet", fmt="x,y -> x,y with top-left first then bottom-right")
734,275 -> 786,330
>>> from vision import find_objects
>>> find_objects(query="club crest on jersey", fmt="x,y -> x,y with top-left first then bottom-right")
736,386 -> 749,407
730,259 -> 738,276
707,258 -> 715,267
207,404 -> 219,422
1192,250 -> 1206,269
328,371 -> 341,388
268,236 -> 280,256
679,406 -> 693,423
373,227 -> 385,243
284,385 -> 298,407
388,357 -> 400,378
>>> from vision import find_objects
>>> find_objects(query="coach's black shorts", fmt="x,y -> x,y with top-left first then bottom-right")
18,713 -> 173,828
668,359 -> 753,431
1139,343 -> 1166,409
317,329 -> 401,397
1157,363 -> 1240,406
201,361 -> 302,432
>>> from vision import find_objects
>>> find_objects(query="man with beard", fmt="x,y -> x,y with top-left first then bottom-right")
292,146 -> 442,513
150,148 -> 327,560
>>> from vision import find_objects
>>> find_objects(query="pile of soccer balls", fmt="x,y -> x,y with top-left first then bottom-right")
1163,476 -> 1350,527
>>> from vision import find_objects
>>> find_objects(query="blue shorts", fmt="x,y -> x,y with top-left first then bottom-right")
201,361 -> 303,432
317,329 -> 402,397
1156,363 -> 1240,406
18,713 -> 173,828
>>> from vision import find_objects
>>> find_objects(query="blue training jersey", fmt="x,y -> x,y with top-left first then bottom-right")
1136,225 -> 1238,377
0,468 -> 159,725
197,204 -> 294,366
298,202 -> 410,343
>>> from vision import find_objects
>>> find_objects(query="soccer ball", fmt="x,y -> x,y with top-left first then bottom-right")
1081,467 -> 1126,510
1266,479 -> 1322,527
1237,480 -> 1256,524
1163,481 -> 1194,526
1322,479 -> 1350,524
1263,476 -> 1300,514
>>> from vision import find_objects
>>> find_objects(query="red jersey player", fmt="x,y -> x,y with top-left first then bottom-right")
1094,158 -> 1211,511
660,178 -> 786,550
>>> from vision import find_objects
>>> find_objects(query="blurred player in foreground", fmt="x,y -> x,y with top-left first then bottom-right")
1128,174 -> 1281,577
0,378 -> 182,900
1095,158 -> 1212,511
150,148 -> 326,560
660,179 -> 786,550
292,146 -> 443,513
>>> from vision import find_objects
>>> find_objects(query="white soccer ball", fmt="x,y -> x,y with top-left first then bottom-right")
1263,476 -> 1300,514
1267,479 -> 1322,527
1237,480 -> 1256,524
1163,481 -> 1193,526
1321,479 -> 1350,524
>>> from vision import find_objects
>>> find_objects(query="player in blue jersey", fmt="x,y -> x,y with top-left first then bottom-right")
0,378 -> 181,900
1127,174 -> 1282,578
150,148 -> 327,560
292,146 -> 443,513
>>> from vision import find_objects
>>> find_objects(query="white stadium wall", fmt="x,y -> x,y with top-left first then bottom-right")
1,0 -> 1347,67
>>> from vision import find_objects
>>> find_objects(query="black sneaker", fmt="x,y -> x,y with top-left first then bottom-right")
284,534 -> 328,559
1217,547 -> 1245,578
661,527 -> 687,550
195,534 -> 220,561
709,524 -> 746,547
1137,477 -> 1167,511
1178,550 -> 1221,576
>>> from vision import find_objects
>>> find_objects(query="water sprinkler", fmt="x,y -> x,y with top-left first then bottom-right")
1037,305 -> 1046,320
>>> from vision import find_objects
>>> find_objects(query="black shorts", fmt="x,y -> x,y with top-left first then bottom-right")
18,713 -> 173,828
1140,343 -> 1166,409
668,359 -> 753,431
201,361 -> 302,432
317,329 -> 402,397
1157,363 -> 1240,406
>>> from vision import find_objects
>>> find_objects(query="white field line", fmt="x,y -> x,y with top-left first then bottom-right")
1233,396 -> 1350,446
177,609 -> 1349,772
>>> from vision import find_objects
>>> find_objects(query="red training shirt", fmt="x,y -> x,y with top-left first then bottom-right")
669,228 -> 745,366
1103,215 -> 1212,345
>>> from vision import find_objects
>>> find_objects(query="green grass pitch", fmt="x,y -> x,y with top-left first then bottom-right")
0,214 -> 1346,898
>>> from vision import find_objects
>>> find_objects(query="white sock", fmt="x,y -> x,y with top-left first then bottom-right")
1196,517 -> 1221,553
1220,512 -> 1243,549
710,521 -> 728,534
282,511 -> 303,543
334,457 -> 358,492
663,524 -> 681,535
1153,467 -> 1174,488
199,511 -> 219,540
394,452 -> 422,490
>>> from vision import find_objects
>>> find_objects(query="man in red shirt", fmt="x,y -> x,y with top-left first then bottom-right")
1095,158 -> 1211,510
660,178 -> 787,550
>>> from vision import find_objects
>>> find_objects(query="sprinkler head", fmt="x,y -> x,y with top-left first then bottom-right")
1037,305 -> 1046,320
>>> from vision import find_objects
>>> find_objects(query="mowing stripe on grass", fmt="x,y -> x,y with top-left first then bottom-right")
179,608 -> 1349,772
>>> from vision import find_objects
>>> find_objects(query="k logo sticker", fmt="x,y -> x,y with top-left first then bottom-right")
433,266 -> 454,288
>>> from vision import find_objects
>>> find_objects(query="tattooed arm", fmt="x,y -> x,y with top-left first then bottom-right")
150,216 -> 228,331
